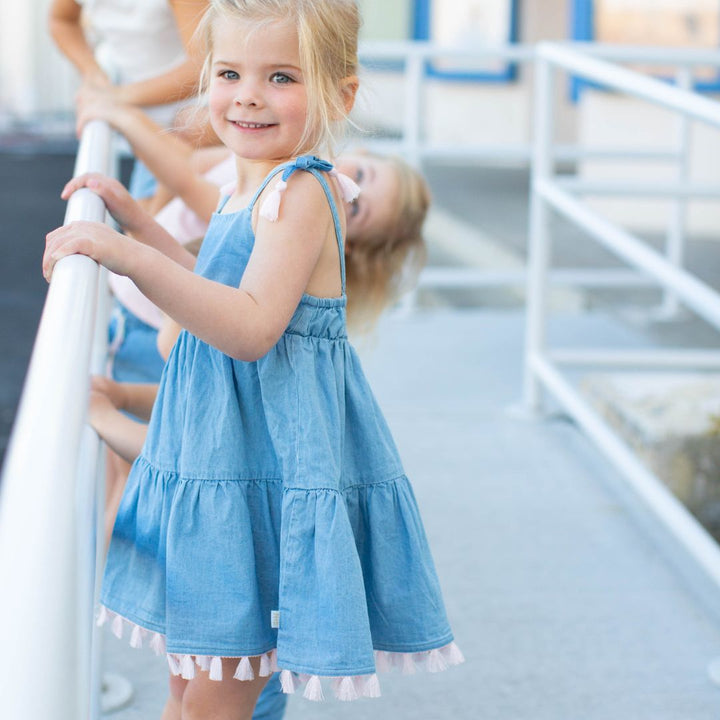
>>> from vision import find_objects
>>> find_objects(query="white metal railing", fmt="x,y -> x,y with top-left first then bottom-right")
357,41 -> 720,296
524,42 -> 720,589
0,120 -> 114,719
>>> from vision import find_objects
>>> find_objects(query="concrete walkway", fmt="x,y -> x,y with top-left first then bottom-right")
101,307 -> 720,720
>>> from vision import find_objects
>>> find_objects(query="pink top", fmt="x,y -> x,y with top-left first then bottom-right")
109,154 -> 236,329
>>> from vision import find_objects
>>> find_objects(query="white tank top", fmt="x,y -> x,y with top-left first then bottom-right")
78,0 -> 190,126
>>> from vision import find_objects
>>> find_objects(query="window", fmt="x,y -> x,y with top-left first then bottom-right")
413,0 -> 519,81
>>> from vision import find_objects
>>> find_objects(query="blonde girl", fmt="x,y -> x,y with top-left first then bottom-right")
44,1 -> 461,716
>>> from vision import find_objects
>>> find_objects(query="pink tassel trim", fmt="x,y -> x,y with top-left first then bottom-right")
97,606 -> 463,701
329,170 -> 361,202
258,179 -> 287,222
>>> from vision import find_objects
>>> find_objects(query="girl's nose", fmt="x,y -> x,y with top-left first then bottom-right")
234,83 -> 260,107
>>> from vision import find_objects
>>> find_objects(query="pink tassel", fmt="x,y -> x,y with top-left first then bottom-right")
440,642 -> 465,666
111,614 -> 124,639
259,180 -> 287,221
233,656 -> 255,681
330,170 -> 361,202
129,625 -> 144,649
209,657 -> 223,681
259,652 -> 273,677
269,649 -> 279,673
363,673 -> 381,698
181,655 -> 196,680
334,676 -> 359,702
96,606 -> 108,627
303,674 -> 325,701
374,650 -> 393,673
167,654 -> 181,676
150,633 -> 166,655
280,669 -> 297,694
401,653 -> 416,675
426,649 -> 448,673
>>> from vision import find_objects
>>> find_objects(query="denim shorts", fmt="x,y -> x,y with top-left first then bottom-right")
108,301 -> 166,384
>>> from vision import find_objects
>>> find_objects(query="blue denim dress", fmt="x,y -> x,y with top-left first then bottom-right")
99,156 -> 462,702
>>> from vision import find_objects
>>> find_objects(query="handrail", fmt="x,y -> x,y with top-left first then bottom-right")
524,43 -> 720,589
0,120 -> 114,719
356,40 -> 720,295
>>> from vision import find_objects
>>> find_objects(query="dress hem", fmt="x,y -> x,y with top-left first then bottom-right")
97,605 -> 464,702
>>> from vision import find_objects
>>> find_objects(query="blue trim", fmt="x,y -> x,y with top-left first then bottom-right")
413,0 -> 518,83
570,0 -> 720,100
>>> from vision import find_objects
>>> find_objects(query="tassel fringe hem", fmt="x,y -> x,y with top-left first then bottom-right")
97,606 -> 464,701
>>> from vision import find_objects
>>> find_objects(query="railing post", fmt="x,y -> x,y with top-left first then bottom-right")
404,45 -> 424,169
659,66 -> 693,318
524,49 -> 555,413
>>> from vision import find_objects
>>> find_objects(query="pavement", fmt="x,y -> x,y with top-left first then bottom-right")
4,138 -> 720,718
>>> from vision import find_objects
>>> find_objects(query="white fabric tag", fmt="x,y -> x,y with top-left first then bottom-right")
271,610 -> 280,629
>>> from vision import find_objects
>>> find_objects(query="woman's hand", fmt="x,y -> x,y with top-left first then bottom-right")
43,219 -> 140,282
61,173 -> 148,234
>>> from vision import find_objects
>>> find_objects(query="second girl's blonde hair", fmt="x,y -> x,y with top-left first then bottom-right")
197,0 -> 360,157
346,154 -> 431,333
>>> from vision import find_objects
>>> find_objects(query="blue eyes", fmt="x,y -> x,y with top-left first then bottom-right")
270,73 -> 293,84
217,70 -> 294,84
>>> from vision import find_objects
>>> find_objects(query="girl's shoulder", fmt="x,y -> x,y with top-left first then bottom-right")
257,156 -> 358,223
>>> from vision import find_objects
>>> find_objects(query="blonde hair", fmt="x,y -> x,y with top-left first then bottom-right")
346,155 -> 430,333
196,0 -> 360,157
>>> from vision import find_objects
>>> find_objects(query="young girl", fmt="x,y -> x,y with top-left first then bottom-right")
44,0 -> 462,714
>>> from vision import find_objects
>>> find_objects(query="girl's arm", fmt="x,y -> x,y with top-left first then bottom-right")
45,173 -> 339,362
88,377 -> 158,463
91,376 -> 158,422
60,174 -> 197,270
75,93 -> 222,223
106,0 -> 207,107
89,393 -> 149,463
48,0 -> 109,87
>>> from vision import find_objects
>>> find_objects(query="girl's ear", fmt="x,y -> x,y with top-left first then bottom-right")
340,75 -> 359,115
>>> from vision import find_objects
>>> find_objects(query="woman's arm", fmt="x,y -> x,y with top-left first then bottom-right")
48,0 -> 109,87
108,0 -> 207,107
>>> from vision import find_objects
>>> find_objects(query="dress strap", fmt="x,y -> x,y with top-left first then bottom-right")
252,155 -> 360,295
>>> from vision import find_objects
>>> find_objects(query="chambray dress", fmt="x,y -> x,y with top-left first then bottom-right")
99,156 -> 462,701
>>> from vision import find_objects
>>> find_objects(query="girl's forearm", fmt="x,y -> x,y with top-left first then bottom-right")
118,383 -> 159,422
112,107 -> 221,223
132,214 -> 197,270
93,409 -> 148,464
130,246 -> 277,362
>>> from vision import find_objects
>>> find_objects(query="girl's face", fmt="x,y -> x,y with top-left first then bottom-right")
335,154 -> 399,249
208,16 -> 308,163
